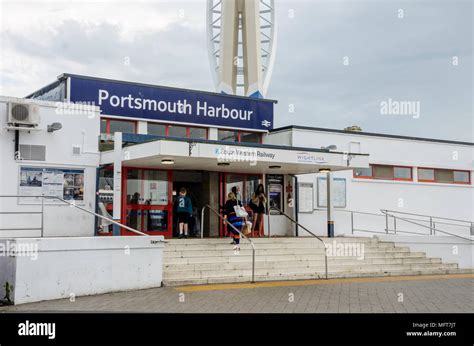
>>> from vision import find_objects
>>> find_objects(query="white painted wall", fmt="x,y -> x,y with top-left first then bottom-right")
378,235 -> 473,269
263,127 -> 292,147
0,96 -> 101,238
0,236 -> 165,304
266,128 -> 473,242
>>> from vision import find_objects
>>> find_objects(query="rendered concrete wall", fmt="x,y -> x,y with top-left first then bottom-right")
265,129 -> 473,238
0,236 -> 165,305
0,96 -> 101,238
377,235 -> 473,269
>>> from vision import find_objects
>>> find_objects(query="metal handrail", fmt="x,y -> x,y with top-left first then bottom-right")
382,209 -> 473,225
200,204 -> 256,283
268,205 -> 328,280
314,208 -> 473,238
315,208 -> 472,228
381,209 -> 472,242
0,195 -> 148,237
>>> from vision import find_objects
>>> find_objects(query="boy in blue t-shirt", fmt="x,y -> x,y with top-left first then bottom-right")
176,187 -> 192,239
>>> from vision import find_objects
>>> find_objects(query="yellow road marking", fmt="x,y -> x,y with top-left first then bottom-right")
175,273 -> 474,292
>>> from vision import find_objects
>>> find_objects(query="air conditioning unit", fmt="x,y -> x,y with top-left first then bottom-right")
7,102 -> 40,127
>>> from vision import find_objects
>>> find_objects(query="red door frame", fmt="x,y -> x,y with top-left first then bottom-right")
121,167 -> 173,237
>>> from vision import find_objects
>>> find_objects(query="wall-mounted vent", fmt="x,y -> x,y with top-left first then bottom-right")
72,146 -> 82,155
19,145 -> 46,161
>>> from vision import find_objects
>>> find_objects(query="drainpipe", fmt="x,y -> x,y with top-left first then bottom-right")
14,130 -> 20,159
293,175 -> 299,237
327,171 -> 334,237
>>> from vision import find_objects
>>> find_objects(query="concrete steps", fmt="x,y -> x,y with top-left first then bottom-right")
162,237 -> 471,286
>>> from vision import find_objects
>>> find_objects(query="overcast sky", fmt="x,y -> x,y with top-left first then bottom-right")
0,0 -> 472,142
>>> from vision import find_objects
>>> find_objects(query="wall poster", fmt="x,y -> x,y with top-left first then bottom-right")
19,166 -> 85,204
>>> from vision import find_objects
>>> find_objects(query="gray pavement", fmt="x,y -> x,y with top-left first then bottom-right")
1,276 -> 473,313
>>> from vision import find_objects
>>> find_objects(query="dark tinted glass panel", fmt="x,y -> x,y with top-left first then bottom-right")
168,125 -> 187,138
453,171 -> 469,183
240,132 -> 260,143
218,130 -> 237,142
148,123 -> 167,136
189,127 -> 207,139
373,165 -> 393,179
109,120 -> 135,134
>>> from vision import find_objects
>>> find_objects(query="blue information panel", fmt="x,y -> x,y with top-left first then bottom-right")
69,76 -> 274,131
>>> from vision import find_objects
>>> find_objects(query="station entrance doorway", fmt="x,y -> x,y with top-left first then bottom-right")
172,171 -> 207,238
115,167 -> 265,238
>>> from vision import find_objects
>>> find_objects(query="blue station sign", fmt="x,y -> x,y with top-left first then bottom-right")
68,76 -> 274,131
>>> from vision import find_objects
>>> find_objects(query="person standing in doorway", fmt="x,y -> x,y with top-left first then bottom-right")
231,186 -> 242,207
223,192 -> 245,252
251,184 -> 267,236
177,187 -> 193,239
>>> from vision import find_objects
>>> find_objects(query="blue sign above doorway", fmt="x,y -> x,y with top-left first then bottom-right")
68,75 -> 275,131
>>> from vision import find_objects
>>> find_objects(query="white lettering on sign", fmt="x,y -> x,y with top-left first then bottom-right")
97,90 -> 255,122
196,101 -> 253,121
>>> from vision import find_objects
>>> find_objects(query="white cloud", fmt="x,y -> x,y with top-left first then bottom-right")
0,0 -> 472,141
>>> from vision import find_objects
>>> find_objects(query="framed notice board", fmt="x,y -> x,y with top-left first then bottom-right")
18,166 -> 85,204
298,182 -> 314,213
317,177 -> 347,208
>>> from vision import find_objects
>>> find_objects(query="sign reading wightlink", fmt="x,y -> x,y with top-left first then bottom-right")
69,76 -> 274,131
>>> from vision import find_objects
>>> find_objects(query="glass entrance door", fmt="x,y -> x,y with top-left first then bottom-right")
219,173 -> 264,237
122,168 -> 172,237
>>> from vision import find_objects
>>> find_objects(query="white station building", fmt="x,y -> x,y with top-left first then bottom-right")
0,0 -> 472,304
0,75 -> 472,241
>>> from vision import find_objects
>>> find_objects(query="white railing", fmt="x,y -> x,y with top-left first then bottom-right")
315,208 -> 473,241
0,195 -> 147,237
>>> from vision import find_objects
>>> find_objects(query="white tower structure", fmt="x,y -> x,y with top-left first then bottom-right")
207,0 -> 277,98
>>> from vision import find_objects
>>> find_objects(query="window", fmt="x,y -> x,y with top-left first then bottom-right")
394,167 -> 412,180
167,125 -> 187,138
373,165 -> 394,179
148,123 -> 167,136
418,168 -> 471,184
434,169 -> 453,183
147,123 -> 207,139
109,119 -> 135,134
218,129 -> 261,143
189,127 -> 207,140
240,131 -> 261,143
126,169 -> 168,206
353,167 -> 372,178
101,118 -> 136,135
354,165 -> 413,181
454,171 -> 470,183
418,168 -> 434,181
218,130 -> 238,142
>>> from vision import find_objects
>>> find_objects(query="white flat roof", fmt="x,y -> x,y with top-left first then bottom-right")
100,138 -> 369,174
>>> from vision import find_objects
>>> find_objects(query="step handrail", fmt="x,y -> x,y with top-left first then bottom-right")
0,195 -> 148,237
268,205 -> 328,280
314,208 -> 473,238
381,209 -> 473,225
315,208 -> 473,227
381,209 -> 472,242
200,204 -> 256,283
